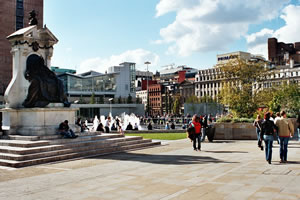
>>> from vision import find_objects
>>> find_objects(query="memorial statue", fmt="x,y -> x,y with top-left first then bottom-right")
22,54 -> 70,108
28,10 -> 38,26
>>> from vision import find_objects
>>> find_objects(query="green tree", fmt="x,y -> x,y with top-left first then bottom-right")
90,93 -> 95,104
186,95 -> 199,103
172,97 -> 181,115
218,59 -> 268,118
270,82 -> 300,116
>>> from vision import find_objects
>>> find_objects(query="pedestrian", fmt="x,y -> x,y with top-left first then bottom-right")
253,115 -> 263,149
105,116 -> 111,133
201,115 -> 208,142
296,113 -> 300,141
189,115 -> 202,151
274,112 -> 281,144
275,110 -> 294,163
260,112 -> 277,164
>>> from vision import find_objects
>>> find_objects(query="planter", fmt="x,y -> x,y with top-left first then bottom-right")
214,122 -> 256,140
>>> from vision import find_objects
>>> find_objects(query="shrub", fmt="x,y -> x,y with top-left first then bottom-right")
216,116 -> 253,123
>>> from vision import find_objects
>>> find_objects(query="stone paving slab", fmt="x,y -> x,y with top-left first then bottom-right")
0,139 -> 300,200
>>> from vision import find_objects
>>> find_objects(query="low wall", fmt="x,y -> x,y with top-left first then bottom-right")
214,123 -> 257,140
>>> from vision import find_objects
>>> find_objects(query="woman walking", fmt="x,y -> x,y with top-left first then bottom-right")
260,112 -> 277,164
253,115 -> 263,149
190,115 -> 202,151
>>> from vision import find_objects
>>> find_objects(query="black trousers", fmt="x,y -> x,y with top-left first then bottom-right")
193,134 -> 201,150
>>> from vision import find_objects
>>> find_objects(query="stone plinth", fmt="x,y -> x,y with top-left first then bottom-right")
1,106 -> 79,136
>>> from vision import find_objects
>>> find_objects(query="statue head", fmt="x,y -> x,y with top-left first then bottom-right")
25,54 -> 45,81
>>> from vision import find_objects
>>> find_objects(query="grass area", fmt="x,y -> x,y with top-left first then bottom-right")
125,133 -> 187,140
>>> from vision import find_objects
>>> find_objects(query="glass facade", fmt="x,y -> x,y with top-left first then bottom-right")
61,74 -> 117,94
130,63 -> 136,92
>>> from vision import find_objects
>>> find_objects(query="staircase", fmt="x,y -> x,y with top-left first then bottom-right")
0,133 -> 161,168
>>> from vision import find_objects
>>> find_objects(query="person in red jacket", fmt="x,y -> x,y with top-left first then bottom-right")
190,115 -> 202,151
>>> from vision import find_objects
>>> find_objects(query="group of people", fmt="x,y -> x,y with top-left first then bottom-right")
254,111 -> 297,164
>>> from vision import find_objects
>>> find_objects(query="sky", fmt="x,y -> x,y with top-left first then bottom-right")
44,0 -> 300,73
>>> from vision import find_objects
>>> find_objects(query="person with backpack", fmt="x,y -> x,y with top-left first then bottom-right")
189,115 -> 202,151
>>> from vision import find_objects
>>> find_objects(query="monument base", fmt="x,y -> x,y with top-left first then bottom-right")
1,106 -> 79,136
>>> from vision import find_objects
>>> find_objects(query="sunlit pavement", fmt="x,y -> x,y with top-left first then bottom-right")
0,139 -> 300,200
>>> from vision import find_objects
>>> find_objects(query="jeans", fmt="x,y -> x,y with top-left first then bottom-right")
193,134 -> 201,150
201,128 -> 206,142
263,135 -> 273,162
60,129 -> 76,138
298,128 -> 300,141
279,137 -> 289,161
256,128 -> 261,146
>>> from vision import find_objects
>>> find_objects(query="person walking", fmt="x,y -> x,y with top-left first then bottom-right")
190,115 -> 202,151
260,112 -> 277,164
296,113 -> 300,141
275,110 -> 294,163
201,115 -> 208,142
253,115 -> 263,149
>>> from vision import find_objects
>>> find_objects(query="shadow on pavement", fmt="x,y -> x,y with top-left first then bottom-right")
211,141 -> 236,143
204,150 -> 248,153
93,152 -> 239,165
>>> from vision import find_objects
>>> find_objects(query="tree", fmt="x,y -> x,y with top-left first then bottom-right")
269,82 -> 300,116
90,93 -> 95,104
172,97 -> 181,115
127,94 -> 133,104
99,96 -> 104,104
186,95 -> 199,103
218,59 -> 268,118
118,96 -> 122,104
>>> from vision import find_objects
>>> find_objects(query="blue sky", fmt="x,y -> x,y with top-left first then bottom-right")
44,0 -> 300,73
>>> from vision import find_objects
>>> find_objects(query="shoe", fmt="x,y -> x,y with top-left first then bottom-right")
280,159 -> 284,163
72,135 -> 78,139
268,159 -> 271,164
194,148 -> 197,151
198,148 -> 201,151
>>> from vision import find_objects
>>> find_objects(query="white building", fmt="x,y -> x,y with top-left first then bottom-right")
136,90 -> 148,109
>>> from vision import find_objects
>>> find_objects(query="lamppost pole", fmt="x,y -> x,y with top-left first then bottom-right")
109,98 -> 113,117
144,61 -> 151,117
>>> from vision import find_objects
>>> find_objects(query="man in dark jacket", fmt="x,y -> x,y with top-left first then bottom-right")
58,120 -> 78,138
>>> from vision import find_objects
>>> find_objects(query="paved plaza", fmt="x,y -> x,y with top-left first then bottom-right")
0,138 -> 300,200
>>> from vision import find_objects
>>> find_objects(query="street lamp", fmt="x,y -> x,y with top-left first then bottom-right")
144,61 -> 151,116
109,98 -> 113,117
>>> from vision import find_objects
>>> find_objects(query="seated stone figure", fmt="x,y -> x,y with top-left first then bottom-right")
22,54 -> 70,108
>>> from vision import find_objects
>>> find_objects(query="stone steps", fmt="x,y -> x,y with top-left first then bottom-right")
0,133 -> 161,168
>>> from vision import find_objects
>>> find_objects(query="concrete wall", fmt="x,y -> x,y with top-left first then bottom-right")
214,123 -> 257,140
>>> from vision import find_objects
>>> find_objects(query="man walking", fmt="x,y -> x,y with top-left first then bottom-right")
275,111 -> 294,163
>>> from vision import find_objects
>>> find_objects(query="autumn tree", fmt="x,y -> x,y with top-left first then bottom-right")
218,59 -> 268,118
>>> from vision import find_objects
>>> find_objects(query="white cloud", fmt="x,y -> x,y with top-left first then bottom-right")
155,0 -> 289,56
77,49 -> 160,74
247,5 -> 300,59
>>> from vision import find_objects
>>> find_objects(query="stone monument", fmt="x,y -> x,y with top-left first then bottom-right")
1,23 -> 78,136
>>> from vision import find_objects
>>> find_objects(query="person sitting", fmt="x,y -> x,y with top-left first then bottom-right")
147,122 -> 152,130
111,123 -> 117,131
58,120 -> 78,138
134,123 -> 139,130
96,123 -> 105,132
126,122 -> 133,130
171,122 -> 175,129
165,122 -> 170,130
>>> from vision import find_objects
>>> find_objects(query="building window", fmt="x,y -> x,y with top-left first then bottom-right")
16,0 -> 24,30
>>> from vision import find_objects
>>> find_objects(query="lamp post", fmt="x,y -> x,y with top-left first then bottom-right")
109,98 -> 113,117
144,61 -> 151,116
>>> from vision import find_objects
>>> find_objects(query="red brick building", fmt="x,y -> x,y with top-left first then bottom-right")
0,0 -> 43,100
148,84 -> 162,116
268,38 -> 300,65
